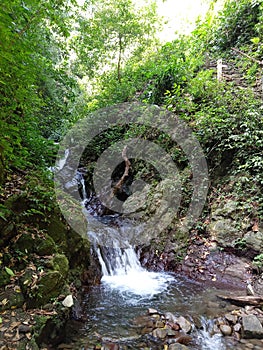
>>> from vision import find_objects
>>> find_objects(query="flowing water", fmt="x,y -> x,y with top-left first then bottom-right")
67,177 -> 244,349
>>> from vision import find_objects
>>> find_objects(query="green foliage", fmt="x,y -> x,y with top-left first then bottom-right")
75,0 -> 161,81
0,0 -> 80,171
252,253 -> 263,273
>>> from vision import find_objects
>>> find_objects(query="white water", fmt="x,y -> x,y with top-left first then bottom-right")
79,176 -> 226,349
96,245 -> 173,296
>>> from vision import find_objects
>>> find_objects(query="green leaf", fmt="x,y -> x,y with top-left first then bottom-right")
5,267 -> 15,277
0,317 -> 2,323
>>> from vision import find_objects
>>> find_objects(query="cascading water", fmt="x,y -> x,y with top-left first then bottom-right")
77,175 -> 228,349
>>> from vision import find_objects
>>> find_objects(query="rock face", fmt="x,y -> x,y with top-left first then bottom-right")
208,200 -> 249,248
243,231 -> 263,254
242,315 -> 263,339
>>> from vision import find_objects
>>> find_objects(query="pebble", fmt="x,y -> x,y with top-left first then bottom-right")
148,308 -> 158,315
225,313 -> 238,324
152,328 -> 167,339
220,324 -> 232,336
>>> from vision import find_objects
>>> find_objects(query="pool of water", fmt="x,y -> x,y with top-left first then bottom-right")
67,271 -> 244,350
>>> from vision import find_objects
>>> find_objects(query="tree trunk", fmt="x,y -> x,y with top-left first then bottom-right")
117,35 -> 122,83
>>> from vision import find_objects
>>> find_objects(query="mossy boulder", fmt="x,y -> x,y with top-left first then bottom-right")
34,234 -> 57,256
50,254 -> 69,279
13,233 -> 35,254
23,270 -> 66,308
4,193 -> 29,214
45,212 -> 67,252
0,287 -> 25,311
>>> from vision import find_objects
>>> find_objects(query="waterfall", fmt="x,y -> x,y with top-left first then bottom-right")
78,174 -> 173,297
196,317 -> 226,350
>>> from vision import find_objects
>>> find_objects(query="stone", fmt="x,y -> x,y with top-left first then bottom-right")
35,235 -> 57,256
152,328 -> 167,339
18,324 -> 31,333
234,323 -> 242,332
155,320 -> 165,328
244,231 -> 263,253
175,335 -> 192,345
177,316 -> 192,334
225,313 -> 238,324
169,344 -> 189,350
62,295 -> 74,308
51,254 -> 69,279
165,312 -> 177,323
220,324 -> 232,336
209,218 -> 241,247
148,308 -> 158,315
242,315 -> 263,339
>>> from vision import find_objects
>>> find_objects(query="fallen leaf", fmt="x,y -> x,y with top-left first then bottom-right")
1,298 -> 8,306
5,267 -> 15,277
25,333 -> 32,340
10,321 -> 21,330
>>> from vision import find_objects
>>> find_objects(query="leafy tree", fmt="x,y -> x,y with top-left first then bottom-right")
0,0 -> 79,173
75,0 -> 161,82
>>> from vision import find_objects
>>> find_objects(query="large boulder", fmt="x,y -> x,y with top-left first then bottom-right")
208,199 -> 250,248
242,315 -> 263,339
243,231 -> 263,254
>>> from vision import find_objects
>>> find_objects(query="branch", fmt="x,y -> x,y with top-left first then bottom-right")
232,47 -> 263,66
111,146 -> 131,197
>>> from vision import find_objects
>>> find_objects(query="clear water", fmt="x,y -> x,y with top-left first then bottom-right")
70,180 -> 240,349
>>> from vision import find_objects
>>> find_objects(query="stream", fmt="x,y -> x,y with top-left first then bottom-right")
64,182 -> 244,350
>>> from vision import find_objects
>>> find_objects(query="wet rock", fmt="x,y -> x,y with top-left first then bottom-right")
18,324 -> 31,333
233,323 -> 242,332
175,334 -> 192,345
166,328 -> 178,336
242,315 -> 263,339
176,316 -> 192,334
155,320 -> 165,328
148,308 -> 158,315
165,312 -> 177,323
220,324 -> 232,336
225,313 -> 238,324
168,344 -> 189,350
224,261 -> 250,281
152,327 -> 167,339
244,231 -> 263,253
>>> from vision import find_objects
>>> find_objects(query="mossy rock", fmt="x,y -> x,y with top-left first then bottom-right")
4,193 -> 29,214
0,269 -> 11,287
13,233 -> 35,254
0,287 -> 25,311
29,270 -> 65,307
45,213 -> 67,251
50,254 -> 69,279
34,235 -> 57,256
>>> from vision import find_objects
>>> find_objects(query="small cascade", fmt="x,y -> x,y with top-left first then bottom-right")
195,317 -> 225,350
78,173 -> 173,297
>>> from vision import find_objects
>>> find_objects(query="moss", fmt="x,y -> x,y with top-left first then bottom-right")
13,233 -> 35,254
51,254 -> 69,279
34,235 -> 57,256
45,213 -> 67,252
4,193 -> 29,214
0,269 -> 10,287
30,271 -> 65,307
